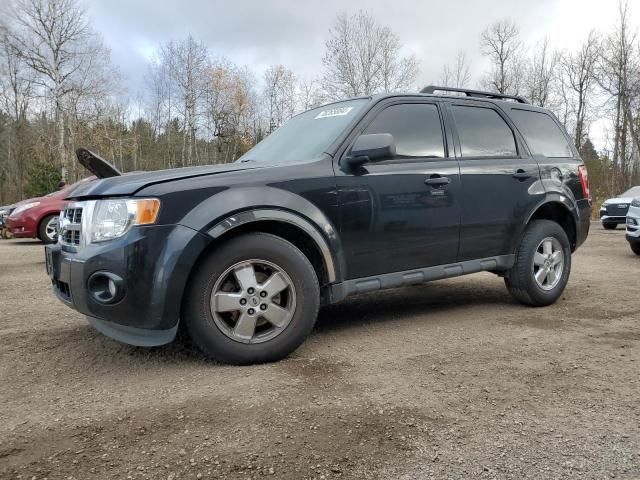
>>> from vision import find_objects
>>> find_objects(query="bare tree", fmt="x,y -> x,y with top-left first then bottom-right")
203,61 -> 260,162
160,36 -> 209,166
263,64 -> 296,132
523,37 -> 560,107
597,1 -> 640,191
0,37 -> 34,198
3,0 -> 109,180
559,31 -> 600,148
480,19 -> 523,94
296,77 -> 324,111
439,51 -> 472,88
321,11 -> 418,99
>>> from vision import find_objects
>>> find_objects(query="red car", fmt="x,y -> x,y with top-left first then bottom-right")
6,179 -> 92,244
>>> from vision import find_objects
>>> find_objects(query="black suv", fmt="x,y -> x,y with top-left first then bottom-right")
46,86 -> 591,364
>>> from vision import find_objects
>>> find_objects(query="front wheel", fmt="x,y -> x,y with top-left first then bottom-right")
630,242 -> 640,256
38,214 -> 59,244
505,220 -> 572,307
183,233 -> 320,365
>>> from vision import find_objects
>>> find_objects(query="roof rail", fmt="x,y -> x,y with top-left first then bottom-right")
420,85 -> 529,104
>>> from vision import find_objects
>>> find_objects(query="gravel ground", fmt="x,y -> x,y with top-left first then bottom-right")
0,223 -> 638,480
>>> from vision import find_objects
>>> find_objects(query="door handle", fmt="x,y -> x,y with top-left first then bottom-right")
512,169 -> 531,181
425,175 -> 451,187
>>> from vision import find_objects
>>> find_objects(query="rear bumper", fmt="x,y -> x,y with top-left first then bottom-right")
46,223 -> 212,344
575,199 -> 591,249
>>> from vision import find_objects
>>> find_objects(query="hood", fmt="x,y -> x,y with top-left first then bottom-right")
603,197 -> 635,206
76,149 -> 121,179
67,161 -> 266,198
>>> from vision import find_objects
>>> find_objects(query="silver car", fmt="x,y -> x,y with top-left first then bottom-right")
626,198 -> 640,255
600,186 -> 640,229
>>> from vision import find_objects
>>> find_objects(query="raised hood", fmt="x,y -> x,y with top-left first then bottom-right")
68,149 -> 263,198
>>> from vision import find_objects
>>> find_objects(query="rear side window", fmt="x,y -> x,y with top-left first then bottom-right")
510,109 -> 573,158
363,103 -> 445,159
452,105 -> 517,158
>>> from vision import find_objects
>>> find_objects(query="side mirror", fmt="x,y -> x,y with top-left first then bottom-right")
343,133 -> 396,169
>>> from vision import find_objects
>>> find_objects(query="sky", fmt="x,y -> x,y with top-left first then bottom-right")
85,0 -> 639,149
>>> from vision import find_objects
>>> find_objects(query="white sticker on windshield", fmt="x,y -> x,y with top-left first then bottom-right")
315,106 -> 354,119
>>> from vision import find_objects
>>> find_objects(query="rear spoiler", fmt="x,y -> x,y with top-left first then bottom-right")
76,148 -> 121,179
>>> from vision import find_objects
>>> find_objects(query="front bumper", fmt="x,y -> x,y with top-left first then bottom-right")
6,216 -> 35,237
599,214 -> 626,225
46,223 -> 212,345
626,206 -> 640,243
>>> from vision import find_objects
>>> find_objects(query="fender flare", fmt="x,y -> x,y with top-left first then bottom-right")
514,194 -> 580,252
525,193 -> 580,225
180,187 -> 343,283
208,209 -> 338,283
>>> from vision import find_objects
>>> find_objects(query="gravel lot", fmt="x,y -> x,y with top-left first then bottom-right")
0,223 -> 638,480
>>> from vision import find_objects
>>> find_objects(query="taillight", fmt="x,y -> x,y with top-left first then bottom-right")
578,165 -> 590,200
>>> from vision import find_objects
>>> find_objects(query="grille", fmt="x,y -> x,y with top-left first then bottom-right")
606,204 -> 629,216
65,207 -> 83,223
60,205 -> 84,246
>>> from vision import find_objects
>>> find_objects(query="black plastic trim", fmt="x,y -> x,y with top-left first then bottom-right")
329,254 -> 515,303
86,316 -> 177,347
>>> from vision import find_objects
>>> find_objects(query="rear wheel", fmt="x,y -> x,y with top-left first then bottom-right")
602,222 -> 617,230
505,220 -> 571,307
38,214 -> 59,244
183,232 -> 320,365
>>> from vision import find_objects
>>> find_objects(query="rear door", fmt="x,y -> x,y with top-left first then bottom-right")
448,101 -> 543,261
335,99 -> 461,279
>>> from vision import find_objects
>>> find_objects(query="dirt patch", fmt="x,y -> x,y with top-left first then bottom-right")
1,226 -> 639,479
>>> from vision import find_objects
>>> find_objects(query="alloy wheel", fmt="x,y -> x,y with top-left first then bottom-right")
45,216 -> 59,242
532,237 -> 564,291
209,259 -> 297,344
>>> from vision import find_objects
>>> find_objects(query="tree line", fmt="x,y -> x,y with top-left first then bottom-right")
0,0 -> 639,208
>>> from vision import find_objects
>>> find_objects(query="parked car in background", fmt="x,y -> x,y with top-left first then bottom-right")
626,198 -> 640,255
600,186 -> 640,229
6,179 -> 92,244
0,204 -> 15,239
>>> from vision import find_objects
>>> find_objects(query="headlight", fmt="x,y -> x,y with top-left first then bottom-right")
89,198 -> 160,243
11,202 -> 40,216
631,198 -> 640,208
600,203 -> 608,210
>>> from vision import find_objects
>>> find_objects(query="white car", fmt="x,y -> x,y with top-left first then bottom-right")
626,198 -> 640,255
600,186 -> 640,229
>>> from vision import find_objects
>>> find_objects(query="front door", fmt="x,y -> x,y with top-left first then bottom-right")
335,101 -> 461,279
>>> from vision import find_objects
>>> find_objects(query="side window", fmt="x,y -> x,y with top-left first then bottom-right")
363,103 -> 445,159
510,109 -> 573,158
452,105 -> 517,158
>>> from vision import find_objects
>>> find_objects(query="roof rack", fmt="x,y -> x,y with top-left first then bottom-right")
420,85 -> 529,104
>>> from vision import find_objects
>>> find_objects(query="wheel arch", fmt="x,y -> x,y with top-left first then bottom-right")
206,209 -> 338,287
522,197 -> 579,251
179,186 -> 344,281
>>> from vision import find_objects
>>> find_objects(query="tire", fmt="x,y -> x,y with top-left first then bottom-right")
183,232 -> 320,365
505,220 -> 571,307
38,214 -> 59,244
630,242 -> 640,256
602,223 -> 617,230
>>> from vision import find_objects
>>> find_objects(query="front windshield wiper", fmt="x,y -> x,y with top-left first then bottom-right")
239,159 -> 256,163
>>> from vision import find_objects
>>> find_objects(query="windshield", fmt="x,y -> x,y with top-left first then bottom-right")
621,186 -> 640,198
238,99 -> 368,164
